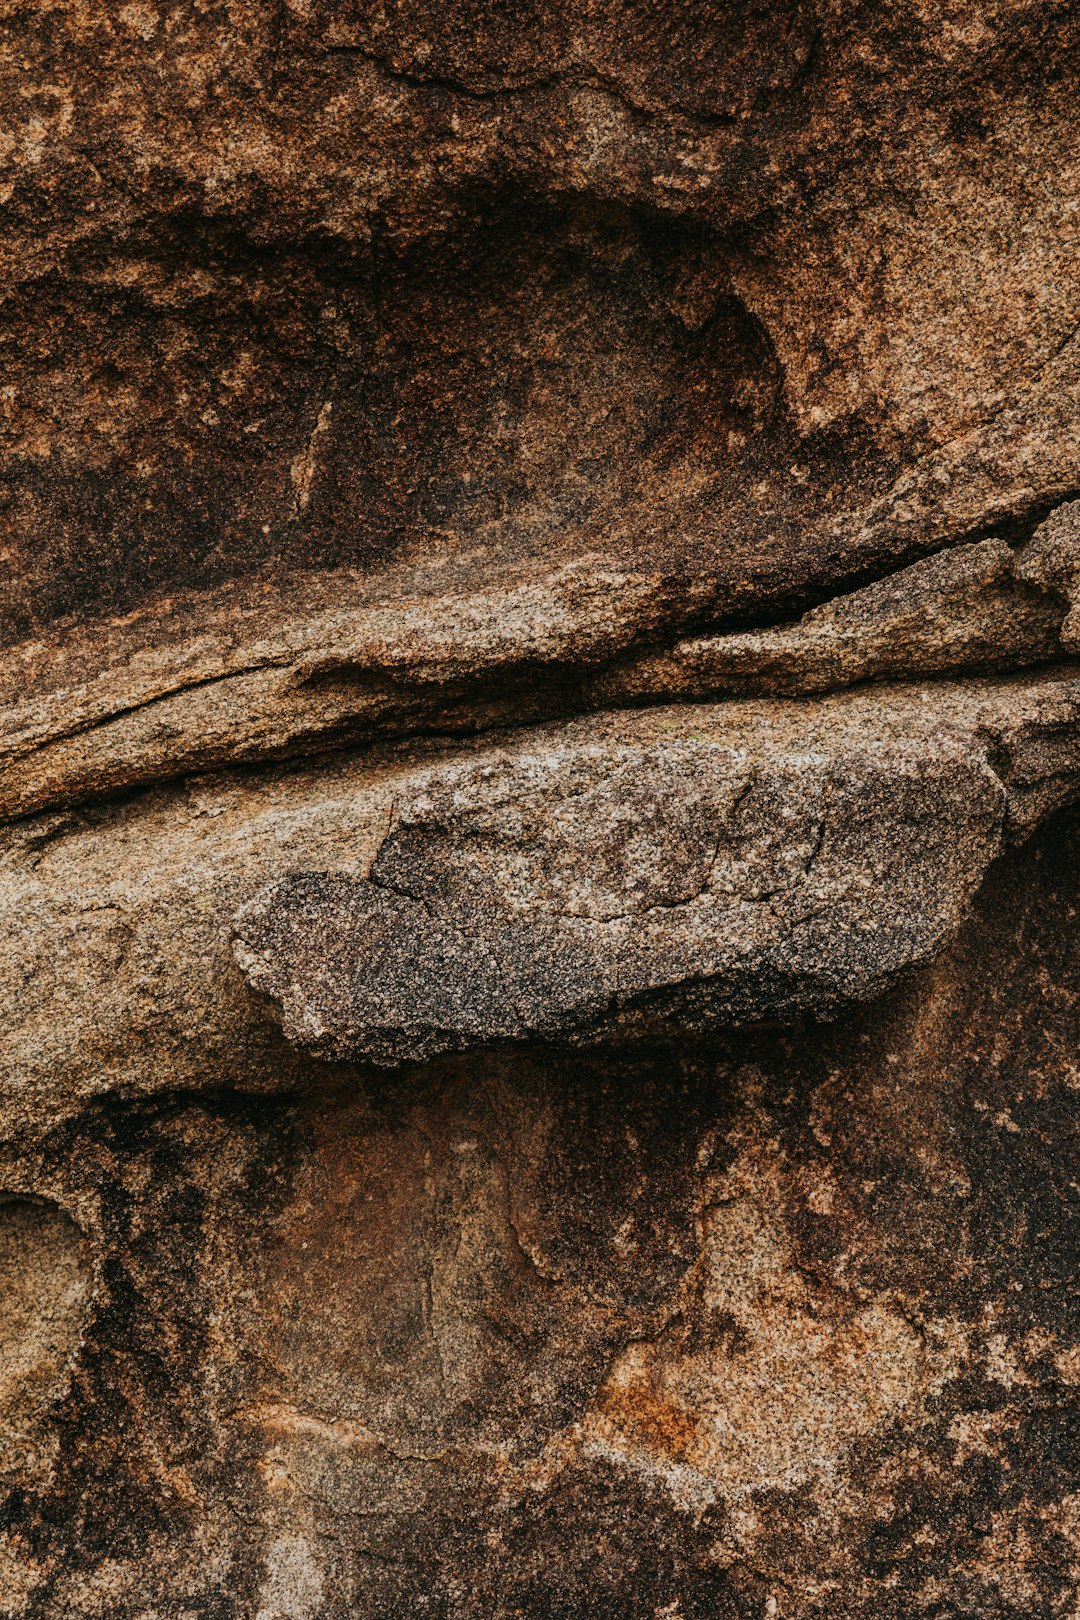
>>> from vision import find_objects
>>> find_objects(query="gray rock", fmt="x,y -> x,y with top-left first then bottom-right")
235,672 -> 1080,1064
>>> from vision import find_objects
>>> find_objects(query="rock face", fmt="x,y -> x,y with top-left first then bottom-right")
0,2 -> 1078,1615
233,674 -> 1075,1065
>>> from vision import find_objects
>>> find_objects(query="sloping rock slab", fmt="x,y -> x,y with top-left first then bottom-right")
234,674 -> 1080,1065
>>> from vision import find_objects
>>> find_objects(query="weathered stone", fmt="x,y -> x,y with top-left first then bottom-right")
0,1199 -> 90,1477
1,0 -> 1079,1612
0,812 -> 1078,1615
596,533 -> 1070,703
2,0 -> 1078,661
233,672 -> 1080,1064
3,516 -> 1078,829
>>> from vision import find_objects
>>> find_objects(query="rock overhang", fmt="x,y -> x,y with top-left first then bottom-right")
2,506 -> 1080,1095
230,671 -> 1080,1065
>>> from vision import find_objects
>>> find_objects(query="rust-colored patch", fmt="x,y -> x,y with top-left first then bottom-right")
597,1374 -> 701,1467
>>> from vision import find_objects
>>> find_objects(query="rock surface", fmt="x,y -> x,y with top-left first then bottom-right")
233,673 -> 1078,1064
2,0 -> 1078,650
0,1 -> 1078,1615
1,819 -> 1079,1617
3,509 -> 1079,826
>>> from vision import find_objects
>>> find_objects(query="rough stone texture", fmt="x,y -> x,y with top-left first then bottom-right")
2,0 -> 1078,649
1,819 -> 1080,1616
0,0 -> 1078,1614
2,518 -> 1078,827
232,673 -> 1078,1064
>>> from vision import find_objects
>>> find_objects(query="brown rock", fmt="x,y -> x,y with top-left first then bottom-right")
0,0 -> 1078,1614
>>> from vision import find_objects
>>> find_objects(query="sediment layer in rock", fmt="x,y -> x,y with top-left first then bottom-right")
3,504 -> 1080,828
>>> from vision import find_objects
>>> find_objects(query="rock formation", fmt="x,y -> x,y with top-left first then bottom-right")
0,0 -> 1078,1614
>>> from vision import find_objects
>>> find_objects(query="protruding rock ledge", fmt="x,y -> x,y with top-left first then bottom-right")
2,504 -> 1079,827
1,664 -> 1080,1122
234,668 -> 1080,1066
591,533 -> 1067,703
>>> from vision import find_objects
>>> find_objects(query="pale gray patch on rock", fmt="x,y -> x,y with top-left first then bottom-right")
234,719 -> 1013,1064
254,1535 -> 325,1620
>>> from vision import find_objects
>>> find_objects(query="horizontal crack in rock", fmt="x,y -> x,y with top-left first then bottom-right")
3,501 -> 1080,827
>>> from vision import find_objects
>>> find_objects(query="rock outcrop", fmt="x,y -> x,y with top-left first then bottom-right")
234,670 -> 1080,1064
0,1 -> 1078,1614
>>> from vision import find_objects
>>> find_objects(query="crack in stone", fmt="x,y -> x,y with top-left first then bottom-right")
6,499 -> 1080,825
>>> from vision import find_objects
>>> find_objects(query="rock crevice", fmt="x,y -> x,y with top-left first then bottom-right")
3,502 -> 1080,829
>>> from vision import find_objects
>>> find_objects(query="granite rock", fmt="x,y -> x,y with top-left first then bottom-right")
1,511 -> 1078,827
0,0 -> 1078,1613
234,672 -> 1080,1064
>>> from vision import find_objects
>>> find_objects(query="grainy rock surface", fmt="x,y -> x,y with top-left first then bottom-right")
0,1 -> 1078,1615
232,673 -> 1076,1064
